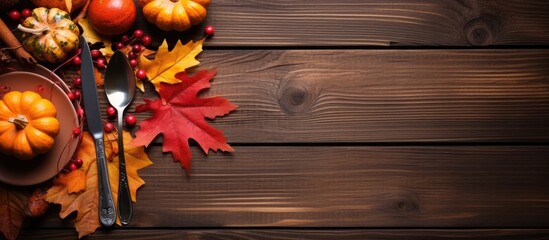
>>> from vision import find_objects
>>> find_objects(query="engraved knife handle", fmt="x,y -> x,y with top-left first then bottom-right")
95,137 -> 116,227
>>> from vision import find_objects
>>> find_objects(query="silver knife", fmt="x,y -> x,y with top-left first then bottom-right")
79,36 -> 116,227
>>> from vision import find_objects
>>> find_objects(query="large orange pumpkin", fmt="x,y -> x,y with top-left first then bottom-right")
138,0 -> 210,31
0,91 -> 60,160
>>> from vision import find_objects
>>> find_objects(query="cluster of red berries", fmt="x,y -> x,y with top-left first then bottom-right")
113,29 -> 152,81
67,158 -> 84,171
8,9 -> 32,22
72,48 -> 107,69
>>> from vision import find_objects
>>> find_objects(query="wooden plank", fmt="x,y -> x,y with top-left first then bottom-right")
133,0 -> 549,47
104,49 -> 549,143
16,229 -> 549,240
31,146 -> 549,228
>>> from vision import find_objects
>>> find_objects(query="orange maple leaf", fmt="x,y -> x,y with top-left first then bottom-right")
46,131 -> 152,238
138,38 -> 204,92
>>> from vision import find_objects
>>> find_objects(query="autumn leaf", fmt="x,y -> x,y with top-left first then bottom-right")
138,39 -> 204,92
78,19 -> 113,60
104,131 -> 152,203
131,70 -> 237,173
46,131 -> 152,238
0,184 -> 30,240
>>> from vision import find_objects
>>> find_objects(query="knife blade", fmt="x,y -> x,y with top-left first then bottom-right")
79,36 -> 116,227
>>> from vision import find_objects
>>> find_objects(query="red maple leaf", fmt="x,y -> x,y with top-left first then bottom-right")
131,70 -> 237,173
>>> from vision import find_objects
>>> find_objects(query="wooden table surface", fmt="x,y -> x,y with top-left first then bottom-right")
17,0 -> 549,239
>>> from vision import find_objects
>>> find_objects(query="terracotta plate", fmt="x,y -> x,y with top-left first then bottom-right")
0,66 -> 80,186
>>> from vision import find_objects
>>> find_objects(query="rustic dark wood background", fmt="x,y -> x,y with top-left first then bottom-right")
16,0 -> 549,239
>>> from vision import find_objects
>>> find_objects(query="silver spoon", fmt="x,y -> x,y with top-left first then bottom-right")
104,51 -> 135,225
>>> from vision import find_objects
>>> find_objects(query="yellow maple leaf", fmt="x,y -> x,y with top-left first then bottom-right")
46,131 -> 152,238
78,19 -> 114,60
138,38 -> 204,92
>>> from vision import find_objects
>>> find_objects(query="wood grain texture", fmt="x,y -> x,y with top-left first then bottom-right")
29,146 -> 549,228
2,0 -> 548,239
134,0 -> 549,47
112,49 -> 549,143
16,229 -> 549,240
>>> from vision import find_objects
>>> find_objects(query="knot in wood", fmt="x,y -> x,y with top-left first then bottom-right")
464,13 -> 503,46
388,191 -> 421,215
395,199 -> 420,213
277,81 -> 318,115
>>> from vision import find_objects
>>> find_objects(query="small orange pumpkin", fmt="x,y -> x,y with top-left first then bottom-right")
0,91 -> 60,160
138,0 -> 210,31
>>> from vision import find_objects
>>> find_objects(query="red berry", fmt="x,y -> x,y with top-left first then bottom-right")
74,158 -> 84,167
73,56 -> 81,66
77,108 -> 85,117
132,44 -> 142,53
142,35 -> 152,47
136,69 -> 147,80
130,59 -> 138,68
69,163 -> 78,171
73,127 -> 81,136
21,9 -> 32,18
128,51 -> 137,60
104,122 -> 115,133
73,90 -> 81,100
8,10 -> 20,21
106,106 -> 117,117
96,58 -> 106,69
115,42 -> 125,50
73,77 -> 82,86
134,29 -> 144,39
90,49 -> 102,59
125,114 -> 137,127
204,25 -> 215,36
121,35 -> 130,44
67,92 -> 75,101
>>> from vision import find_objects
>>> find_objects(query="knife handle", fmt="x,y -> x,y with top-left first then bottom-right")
117,127 -> 133,225
95,137 -> 116,227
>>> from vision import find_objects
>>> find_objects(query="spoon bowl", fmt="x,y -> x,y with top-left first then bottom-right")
105,51 -> 135,109
104,50 -> 136,225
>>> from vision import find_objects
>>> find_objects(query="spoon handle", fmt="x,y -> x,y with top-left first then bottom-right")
117,112 -> 133,225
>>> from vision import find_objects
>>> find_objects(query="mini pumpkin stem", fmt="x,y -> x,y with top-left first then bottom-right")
8,115 -> 29,129
17,24 -> 50,35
